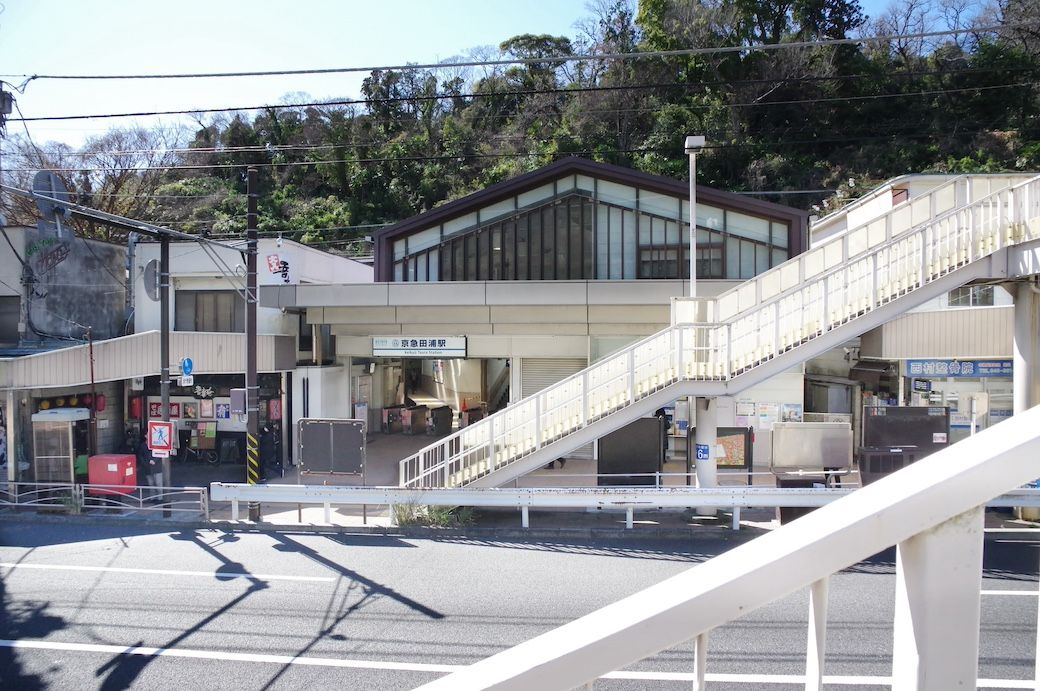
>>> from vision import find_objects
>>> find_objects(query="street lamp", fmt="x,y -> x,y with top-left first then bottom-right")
684,135 -> 705,298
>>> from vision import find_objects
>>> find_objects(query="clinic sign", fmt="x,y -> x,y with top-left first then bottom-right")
906,359 -> 1013,378
373,336 -> 467,358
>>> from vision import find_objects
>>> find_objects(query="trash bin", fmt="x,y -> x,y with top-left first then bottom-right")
857,446 -> 920,486
460,408 -> 483,428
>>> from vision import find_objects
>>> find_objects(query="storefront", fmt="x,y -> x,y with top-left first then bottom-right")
130,373 -> 286,465
904,359 -> 1013,442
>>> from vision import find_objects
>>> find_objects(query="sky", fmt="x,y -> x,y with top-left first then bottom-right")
1,0 -> 893,152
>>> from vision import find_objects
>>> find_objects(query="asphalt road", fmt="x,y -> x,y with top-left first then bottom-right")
0,521 -> 1037,690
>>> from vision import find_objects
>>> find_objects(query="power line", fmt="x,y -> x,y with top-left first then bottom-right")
4,23 -> 1029,86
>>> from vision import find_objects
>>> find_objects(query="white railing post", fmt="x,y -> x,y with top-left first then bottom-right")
323,501 -> 331,524
521,505 -> 529,529
581,371 -> 589,427
626,507 -> 633,529
806,577 -> 829,691
628,349 -> 636,403
892,506 -> 984,691
231,498 -> 239,520
693,631 -> 709,691
535,397 -> 543,449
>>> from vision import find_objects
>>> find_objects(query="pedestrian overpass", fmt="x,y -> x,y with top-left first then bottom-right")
400,174 -> 1040,489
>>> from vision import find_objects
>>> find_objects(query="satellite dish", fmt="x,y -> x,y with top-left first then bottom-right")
143,259 -> 160,302
32,170 -> 72,220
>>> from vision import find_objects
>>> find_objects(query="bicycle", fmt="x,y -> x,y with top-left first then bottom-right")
179,445 -> 219,465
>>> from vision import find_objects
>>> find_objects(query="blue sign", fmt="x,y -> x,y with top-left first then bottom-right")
906,359 -> 1012,378
695,444 -> 710,461
180,357 -> 194,376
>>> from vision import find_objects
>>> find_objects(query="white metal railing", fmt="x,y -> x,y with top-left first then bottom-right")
399,175 -> 1040,488
0,481 -> 209,518
676,173 -> 1035,326
210,481 -> 1040,533
416,404 -> 1040,691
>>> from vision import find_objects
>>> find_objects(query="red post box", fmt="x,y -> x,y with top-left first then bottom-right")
87,454 -> 137,495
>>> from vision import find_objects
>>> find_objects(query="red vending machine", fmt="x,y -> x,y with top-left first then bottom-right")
87,454 -> 137,495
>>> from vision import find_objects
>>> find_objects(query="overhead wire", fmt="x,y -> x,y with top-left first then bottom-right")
3,21 -> 1029,85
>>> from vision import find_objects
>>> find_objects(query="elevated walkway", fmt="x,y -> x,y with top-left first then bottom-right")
400,174 -> 1040,488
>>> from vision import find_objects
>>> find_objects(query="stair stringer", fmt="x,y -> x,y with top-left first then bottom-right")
463,249 -> 1010,488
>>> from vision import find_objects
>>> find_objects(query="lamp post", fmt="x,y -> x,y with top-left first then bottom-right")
684,135 -> 705,298
684,135 -> 716,513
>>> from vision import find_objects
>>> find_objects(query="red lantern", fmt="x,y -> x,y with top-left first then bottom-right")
95,394 -> 107,412
129,397 -> 142,420
81,393 -> 93,406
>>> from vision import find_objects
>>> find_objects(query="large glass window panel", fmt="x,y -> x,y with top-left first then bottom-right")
623,210 -> 637,278
609,207 -> 624,279
480,198 -> 516,225
408,227 -> 440,253
394,262 -> 403,281
555,203 -> 569,279
491,227 -> 503,280
756,244 -> 769,275
640,191 -> 681,219
393,239 -> 407,261
726,236 -> 740,279
543,207 -> 555,279
439,246 -> 451,280
638,213 -> 652,246
697,204 -> 724,231
465,234 -> 477,280
772,248 -> 787,268
598,180 -> 638,211
569,201 -> 583,278
740,239 -> 757,278
454,239 -> 464,281
576,175 -> 596,194
595,205 -> 610,279
502,222 -> 515,280
517,219 -> 529,280
477,229 -> 490,280
529,211 -> 542,279
666,220 -> 680,245
583,199 -> 594,279
428,251 -> 438,281
729,211 -> 771,243
772,221 -> 789,249
518,183 -> 554,209
443,213 -> 476,238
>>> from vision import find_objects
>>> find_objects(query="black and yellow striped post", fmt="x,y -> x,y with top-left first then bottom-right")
246,168 -> 261,522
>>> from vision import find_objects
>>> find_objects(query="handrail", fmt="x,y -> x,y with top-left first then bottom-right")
416,404 -> 1040,690
399,174 -> 1040,489
675,173 -> 1036,326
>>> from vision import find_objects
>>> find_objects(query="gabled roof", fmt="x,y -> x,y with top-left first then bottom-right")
373,157 -> 808,278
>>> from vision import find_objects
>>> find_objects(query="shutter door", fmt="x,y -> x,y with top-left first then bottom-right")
520,358 -> 593,460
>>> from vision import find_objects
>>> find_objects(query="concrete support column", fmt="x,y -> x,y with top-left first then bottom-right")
1013,282 -> 1040,414
694,397 -> 717,516
892,506 -> 984,691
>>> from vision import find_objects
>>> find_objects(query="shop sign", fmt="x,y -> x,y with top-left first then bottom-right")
906,359 -> 1012,378
912,379 -> 932,392
373,336 -> 466,358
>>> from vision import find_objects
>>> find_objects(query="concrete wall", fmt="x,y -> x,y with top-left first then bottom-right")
10,227 -> 128,342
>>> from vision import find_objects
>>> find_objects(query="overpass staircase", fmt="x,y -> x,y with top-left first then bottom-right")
400,174 -> 1040,489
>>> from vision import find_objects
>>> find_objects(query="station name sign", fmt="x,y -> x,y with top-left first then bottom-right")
373,336 -> 467,358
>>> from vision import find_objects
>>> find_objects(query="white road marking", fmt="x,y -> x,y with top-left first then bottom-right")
0,562 -> 334,583
0,640 -> 1033,687
981,589 -> 1038,596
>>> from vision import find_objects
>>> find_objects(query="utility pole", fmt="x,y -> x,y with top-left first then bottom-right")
160,234 -> 171,495
246,168 -> 260,522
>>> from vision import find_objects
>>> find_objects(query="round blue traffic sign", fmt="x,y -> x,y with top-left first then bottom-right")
181,357 -> 194,375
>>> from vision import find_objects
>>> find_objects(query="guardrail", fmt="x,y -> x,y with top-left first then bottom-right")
0,481 -> 209,519
209,482 -> 1040,531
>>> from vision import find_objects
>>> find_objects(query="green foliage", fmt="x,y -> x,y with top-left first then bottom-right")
393,503 -> 476,527
36,0 -> 1036,243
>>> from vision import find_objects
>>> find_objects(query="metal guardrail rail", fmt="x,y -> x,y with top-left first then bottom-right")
399,175 -> 1040,489
209,482 -> 1040,531
0,481 -> 209,518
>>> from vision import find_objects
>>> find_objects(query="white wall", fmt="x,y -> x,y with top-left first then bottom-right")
290,365 -> 351,464
134,238 -> 372,334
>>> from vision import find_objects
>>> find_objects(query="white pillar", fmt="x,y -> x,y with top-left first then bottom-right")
1013,283 -> 1039,414
806,577 -> 829,691
5,390 -> 16,483
694,397 -> 718,516
892,506 -> 984,691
